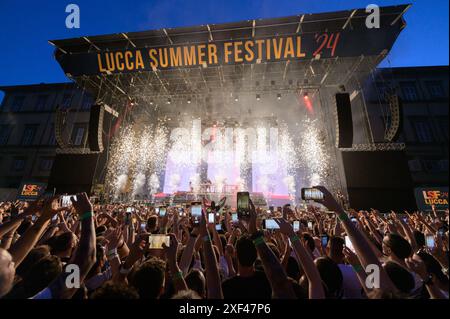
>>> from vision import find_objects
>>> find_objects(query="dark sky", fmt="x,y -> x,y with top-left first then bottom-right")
0,0 -> 448,92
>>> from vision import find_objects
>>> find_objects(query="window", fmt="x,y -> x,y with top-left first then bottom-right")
11,95 -> 25,111
35,95 -> 49,111
12,158 -> 26,171
81,95 -> 93,110
71,124 -> 87,146
426,81 -> 445,99
422,160 -> 441,173
39,157 -> 54,171
0,125 -> 12,145
413,120 -> 434,143
61,93 -> 72,109
47,124 -> 56,145
400,81 -> 419,101
21,125 -> 38,145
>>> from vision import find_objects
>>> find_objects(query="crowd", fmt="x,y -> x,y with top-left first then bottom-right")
0,187 -> 448,300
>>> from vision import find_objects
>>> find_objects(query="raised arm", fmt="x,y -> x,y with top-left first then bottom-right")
163,233 -> 188,293
275,218 -> 324,299
104,227 -> 123,282
179,228 -> 199,275
314,186 -> 396,294
199,209 -> 223,299
48,193 -> 96,299
247,201 -> 296,299
8,198 -> 62,267
405,254 -> 447,299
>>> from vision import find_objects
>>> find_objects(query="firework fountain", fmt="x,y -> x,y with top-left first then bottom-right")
105,112 -> 332,205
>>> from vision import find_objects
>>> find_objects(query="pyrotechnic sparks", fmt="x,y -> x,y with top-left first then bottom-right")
105,117 -> 332,202
298,118 -> 331,186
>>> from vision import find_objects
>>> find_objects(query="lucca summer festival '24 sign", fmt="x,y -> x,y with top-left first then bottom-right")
414,187 -> 449,212
56,24 -> 402,76
16,182 -> 47,201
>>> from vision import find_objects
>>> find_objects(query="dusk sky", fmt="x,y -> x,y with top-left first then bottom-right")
0,0 -> 448,96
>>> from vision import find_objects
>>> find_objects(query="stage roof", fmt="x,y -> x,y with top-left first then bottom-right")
49,4 -> 410,106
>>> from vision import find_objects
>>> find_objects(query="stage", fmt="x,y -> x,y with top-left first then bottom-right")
47,4 -> 416,210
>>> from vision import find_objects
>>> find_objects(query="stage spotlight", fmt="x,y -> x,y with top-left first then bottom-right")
234,96 -> 239,102
187,97 -> 192,104
256,94 -> 261,101
167,98 -> 171,104
277,93 -> 282,100
303,92 -> 309,99
149,100 -> 154,105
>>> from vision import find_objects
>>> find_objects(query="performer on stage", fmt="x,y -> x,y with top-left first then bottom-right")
205,178 -> 212,192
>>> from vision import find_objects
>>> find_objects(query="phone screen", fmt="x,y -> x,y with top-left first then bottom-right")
237,192 -> 250,217
61,195 -> 75,207
264,219 -> 280,230
307,221 -> 313,230
215,224 -> 222,231
293,221 -> 300,232
321,235 -> 329,248
148,235 -> 170,249
31,215 -> 37,222
426,235 -> 435,249
301,188 -> 324,201
231,213 -> 238,223
159,207 -> 166,217
140,222 -> 146,231
126,207 -> 133,213
345,236 -> 355,252
208,213 -> 215,224
192,203 -> 202,224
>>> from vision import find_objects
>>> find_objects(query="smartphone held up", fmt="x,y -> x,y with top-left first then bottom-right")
237,192 -> 250,219
301,188 -> 324,201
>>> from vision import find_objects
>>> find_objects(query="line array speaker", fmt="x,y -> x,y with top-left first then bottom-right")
335,93 -> 353,148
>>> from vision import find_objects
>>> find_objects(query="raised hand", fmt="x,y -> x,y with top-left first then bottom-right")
343,246 -> 360,267
162,233 -> 179,266
198,208 -> 209,237
274,218 -> 295,237
123,233 -> 150,269
313,186 -> 342,212
248,198 -> 257,235
40,197 -> 64,221
405,254 -> 428,280
70,193 -> 93,215
21,198 -> 44,217
105,227 -> 123,250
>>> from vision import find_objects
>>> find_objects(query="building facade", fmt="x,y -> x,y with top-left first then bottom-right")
363,66 -> 449,188
0,66 -> 448,201
0,83 -> 92,200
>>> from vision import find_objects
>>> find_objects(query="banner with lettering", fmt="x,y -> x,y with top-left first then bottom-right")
55,25 -> 402,76
16,182 -> 47,201
414,187 -> 449,212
